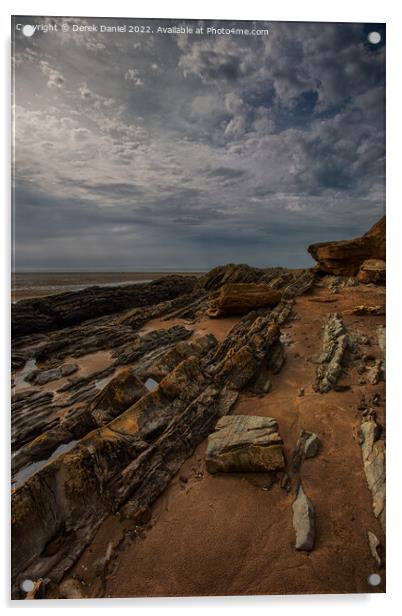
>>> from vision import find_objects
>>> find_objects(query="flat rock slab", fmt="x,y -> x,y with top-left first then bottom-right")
206,415 -> 284,474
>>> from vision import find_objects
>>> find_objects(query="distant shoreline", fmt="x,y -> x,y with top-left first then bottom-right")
12,271 -> 204,302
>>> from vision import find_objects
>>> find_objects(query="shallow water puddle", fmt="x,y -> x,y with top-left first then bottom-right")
145,377 -> 159,391
14,358 -> 37,389
12,440 -> 78,490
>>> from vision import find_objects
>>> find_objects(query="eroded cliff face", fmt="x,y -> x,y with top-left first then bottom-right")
308,216 -> 385,276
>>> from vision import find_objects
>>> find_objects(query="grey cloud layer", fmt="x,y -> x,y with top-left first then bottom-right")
13,17 -> 385,270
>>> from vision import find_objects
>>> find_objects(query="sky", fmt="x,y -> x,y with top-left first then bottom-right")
12,17 -> 385,271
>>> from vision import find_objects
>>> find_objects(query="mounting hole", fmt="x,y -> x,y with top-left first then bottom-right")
368,573 -> 381,586
22,24 -> 35,37
21,579 -> 35,592
367,31 -> 381,45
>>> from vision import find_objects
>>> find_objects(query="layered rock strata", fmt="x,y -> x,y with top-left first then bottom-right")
11,308 -> 285,595
308,217 -> 385,276
205,415 -> 284,473
314,313 -> 349,393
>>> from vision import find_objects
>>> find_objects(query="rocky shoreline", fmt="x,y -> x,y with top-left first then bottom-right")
11,218 -> 386,599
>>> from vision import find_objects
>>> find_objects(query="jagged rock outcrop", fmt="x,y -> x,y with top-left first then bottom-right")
199,263 -> 265,290
205,415 -> 284,473
360,416 -> 386,531
308,217 -> 385,276
141,334 -> 217,381
357,259 -> 386,285
11,306 -> 287,596
12,369 -> 147,477
206,283 -> 281,318
198,263 -> 315,298
349,305 -> 385,316
292,483 -> 315,551
112,325 -> 192,365
12,391 -> 58,450
12,275 -> 198,337
314,313 -> 348,393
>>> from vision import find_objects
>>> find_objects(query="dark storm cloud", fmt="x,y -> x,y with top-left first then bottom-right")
12,17 -> 385,270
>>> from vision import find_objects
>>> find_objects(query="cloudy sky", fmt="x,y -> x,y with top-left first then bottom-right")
12,17 -> 385,271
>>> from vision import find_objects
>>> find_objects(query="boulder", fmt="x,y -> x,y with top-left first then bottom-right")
205,415 -> 285,473
207,283 -> 281,318
292,483 -> 315,551
357,259 -> 386,285
308,217 -> 385,276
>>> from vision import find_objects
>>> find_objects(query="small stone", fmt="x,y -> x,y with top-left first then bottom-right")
367,530 -> 382,567
303,433 -> 320,458
298,387 -> 305,397
280,471 -> 291,493
292,483 -> 315,551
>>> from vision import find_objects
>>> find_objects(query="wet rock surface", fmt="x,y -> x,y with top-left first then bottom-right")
11,281 -> 293,595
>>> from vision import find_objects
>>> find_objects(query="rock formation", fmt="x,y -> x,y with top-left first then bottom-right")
292,483 -> 315,551
360,416 -> 386,531
357,259 -> 386,284
12,275 -> 198,337
314,314 -> 349,393
205,415 -> 284,473
308,216 -> 385,276
11,301 -> 290,595
207,283 -> 281,318
349,305 -> 385,316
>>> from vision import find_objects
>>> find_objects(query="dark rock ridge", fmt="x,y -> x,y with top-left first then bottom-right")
12,370 -> 147,475
11,308 -> 288,595
308,216 -> 385,276
12,275 -> 198,337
